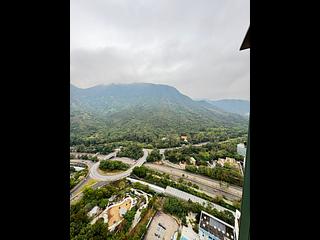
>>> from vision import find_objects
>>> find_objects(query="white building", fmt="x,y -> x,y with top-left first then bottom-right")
87,206 -> 100,218
237,143 -> 246,157
189,157 -> 196,165
234,210 -> 241,240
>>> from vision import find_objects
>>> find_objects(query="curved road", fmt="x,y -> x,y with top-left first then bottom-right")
89,149 -> 149,181
71,142 -> 242,201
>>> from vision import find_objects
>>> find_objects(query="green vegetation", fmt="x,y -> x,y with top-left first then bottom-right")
132,182 -> 156,195
132,166 -> 239,211
74,154 -> 99,162
70,184 -> 118,239
73,143 -> 115,154
163,197 -> 235,226
132,166 -> 148,178
71,84 -> 248,147
117,144 -> 143,160
71,127 -> 247,151
164,140 -> 245,165
146,149 -> 162,162
99,160 -> 130,171
70,167 -> 88,189
122,207 -> 137,232
185,165 -> 243,187
70,180 -> 156,240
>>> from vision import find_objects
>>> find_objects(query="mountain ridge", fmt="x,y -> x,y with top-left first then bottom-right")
70,83 -> 248,142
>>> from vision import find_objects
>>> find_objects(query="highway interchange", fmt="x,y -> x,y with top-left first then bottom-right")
70,144 -> 242,201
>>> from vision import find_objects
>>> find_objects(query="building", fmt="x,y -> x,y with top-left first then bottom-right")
236,143 -> 247,157
234,210 -> 241,240
87,206 -> 100,218
181,135 -> 188,142
165,186 -> 208,206
207,160 -> 216,168
189,157 -> 196,165
199,211 -> 235,240
217,157 -> 238,167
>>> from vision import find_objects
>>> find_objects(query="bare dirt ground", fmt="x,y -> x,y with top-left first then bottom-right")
107,198 -> 132,226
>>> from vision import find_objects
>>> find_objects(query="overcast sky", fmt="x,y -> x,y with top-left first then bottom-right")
71,0 -> 250,100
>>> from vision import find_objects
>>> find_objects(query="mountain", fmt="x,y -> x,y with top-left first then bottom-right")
70,83 -> 248,142
205,99 -> 250,116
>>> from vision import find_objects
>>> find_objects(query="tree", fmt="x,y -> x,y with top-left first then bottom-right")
146,149 -> 162,162
132,166 -> 148,178
117,143 -> 143,160
99,160 -> 130,171
118,181 -> 126,190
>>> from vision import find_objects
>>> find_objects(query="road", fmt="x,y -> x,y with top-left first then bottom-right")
70,150 -> 147,200
70,141 -> 240,201
144,163 -> 242,200
70,159 -> 94,197
89,149 -> 149,181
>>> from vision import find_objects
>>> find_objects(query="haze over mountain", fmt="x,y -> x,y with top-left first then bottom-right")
70,83 -> 248,142
204,99 -> 250,116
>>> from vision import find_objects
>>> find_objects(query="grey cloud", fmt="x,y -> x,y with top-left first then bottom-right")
71,0 -> 250,100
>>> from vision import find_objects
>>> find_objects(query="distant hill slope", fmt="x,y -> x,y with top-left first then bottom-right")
206,99 -> 250,116
70,83 -> 248,142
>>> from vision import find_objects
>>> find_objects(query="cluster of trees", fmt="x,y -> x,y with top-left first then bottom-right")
146,149 -> 162,162
73,154 -> 99,162
163,197 -> 235,226
122,207 -> 137,232
185,165 -> 243,187
70,180 -> 155,240
70,184 -> 119,239
71,114 -> 247,150
117,144 -> 143,160
188,127 -> 247,144
72,143 -> 115,155
132,166 -> 199,190
164,139 -> 245,166
132,182 -> 156,195
99,160 -> 130,171
70,167 -> 88,190
165,149 -> 190,163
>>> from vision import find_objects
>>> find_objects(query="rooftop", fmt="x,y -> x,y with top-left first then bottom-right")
165,186 -> 207,205
199,211 -> 234,240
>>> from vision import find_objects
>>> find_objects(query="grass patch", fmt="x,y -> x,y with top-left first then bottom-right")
97,168 -> 125,176
78,178 -> 98,192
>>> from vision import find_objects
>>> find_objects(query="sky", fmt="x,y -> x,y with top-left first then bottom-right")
71,0 -> 250,100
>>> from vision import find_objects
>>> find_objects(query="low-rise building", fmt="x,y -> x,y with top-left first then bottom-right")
207,160 -> 216,168
199,211 -> 235,240
217,157 -> 238,167
87,206 -> 100,218
189,157 -> 196,165
181,135 -> 188,142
